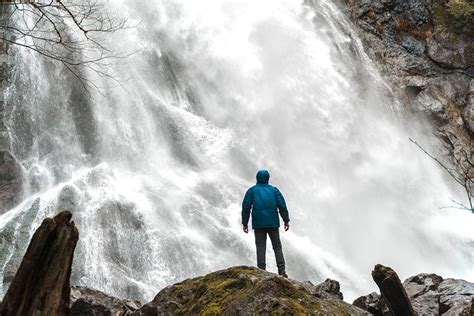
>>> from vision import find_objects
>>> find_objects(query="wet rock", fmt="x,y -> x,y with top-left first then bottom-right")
401,36 -> 426,56
404,273 -> 444,315
353,292 -> 390,316
427,32 -> 470,69
70,286 -> 141,316
437,278 -> 474,315
0,211 -> 79,316
0,150 -> 22,213
356,270 -> 474,315
314,278 -> 344,300
372,264 -> 416,316
343,0 -> 474,174
462,79 -> 474,132
133,266 -> 369,315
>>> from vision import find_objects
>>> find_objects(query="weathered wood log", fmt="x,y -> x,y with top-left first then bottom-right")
372,264 -> 416,316
0,210 -> 79,316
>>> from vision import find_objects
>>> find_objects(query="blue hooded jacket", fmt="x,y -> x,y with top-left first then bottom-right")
242,170 -> 290,228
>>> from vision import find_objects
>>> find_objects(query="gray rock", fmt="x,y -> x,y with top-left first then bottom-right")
342,0 -> 473,173
437,278 -> 474,314
70,286 -> 141,316
356,271 -> 474,316
404,274 -> 444,315
353,292 -> 390,316
314,278 -> 344,300
401,36 -> 426,56
462,79 -> 474,133
403,274 -> 474,315
427,33 -> 468,69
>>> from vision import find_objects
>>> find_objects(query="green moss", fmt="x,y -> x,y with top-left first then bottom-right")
200,303 -> 224,315
433,0 -> 474,35
155,267 -> 360,315
447,0 -> 474,18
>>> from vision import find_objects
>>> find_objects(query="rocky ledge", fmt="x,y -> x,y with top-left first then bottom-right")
133,266 -> 365,315
1,211 -> 473,315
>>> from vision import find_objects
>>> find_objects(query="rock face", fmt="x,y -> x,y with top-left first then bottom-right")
354,272 -> 474,315
0,211 -> 79,316
70,286 -> 141,316
134,266 -> 369,315
371,264 -> 416,315
0,150 -> 22,213
342,0 -> 473,179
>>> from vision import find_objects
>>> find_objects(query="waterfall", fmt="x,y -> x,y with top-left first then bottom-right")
1,0 -> 473,302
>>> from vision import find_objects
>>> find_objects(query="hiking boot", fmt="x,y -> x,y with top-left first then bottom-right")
279,272 -> 288,278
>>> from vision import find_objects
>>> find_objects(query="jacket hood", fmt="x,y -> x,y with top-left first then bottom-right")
256,170 -> 270,184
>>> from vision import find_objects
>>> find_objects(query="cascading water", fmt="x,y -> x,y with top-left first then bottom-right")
0,0 -> 473,303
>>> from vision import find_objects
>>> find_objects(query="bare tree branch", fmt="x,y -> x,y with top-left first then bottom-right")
409,137 -> 473,213
0,0 -> 136,91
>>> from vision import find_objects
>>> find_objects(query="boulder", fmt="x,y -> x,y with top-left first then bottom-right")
314,278 -> 344,300
353,292 -> 390,316
0,211 -> 79,316
70,286 -> 141,315
133,266 -> 369,315
404,274 -> 474,315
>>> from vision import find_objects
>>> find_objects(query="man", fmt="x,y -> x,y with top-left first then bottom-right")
242,170 -> 290,277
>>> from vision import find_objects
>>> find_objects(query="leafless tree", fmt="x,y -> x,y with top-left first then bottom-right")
0,0 -> 132,90
409,137 -> 473,213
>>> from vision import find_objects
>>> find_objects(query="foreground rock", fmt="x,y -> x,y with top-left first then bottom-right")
133,266 -> 368,315
343,0 -> 473,178
70,286 -> 141,315
0,211 -> 78,316
354,272 -> 474,315
371,264 -> 416,315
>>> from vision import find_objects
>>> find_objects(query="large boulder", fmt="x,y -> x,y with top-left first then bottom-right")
133,266 -> 369,315
405,274 -> 474,315
0,211 -> 79,316
0,150 -> 22,213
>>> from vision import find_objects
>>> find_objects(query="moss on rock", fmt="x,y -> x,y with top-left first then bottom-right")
133,266 -> 369,315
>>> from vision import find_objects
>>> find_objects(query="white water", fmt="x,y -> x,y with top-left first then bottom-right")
1,0 -> 473,303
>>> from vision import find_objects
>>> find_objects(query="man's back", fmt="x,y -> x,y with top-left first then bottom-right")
242,170 -> 289,228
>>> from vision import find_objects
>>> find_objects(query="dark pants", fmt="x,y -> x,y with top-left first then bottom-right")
254,227 -> 286,274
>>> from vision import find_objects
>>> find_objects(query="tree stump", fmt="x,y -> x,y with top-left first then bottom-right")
372,264 -> 416,316
0,210 -> 79,316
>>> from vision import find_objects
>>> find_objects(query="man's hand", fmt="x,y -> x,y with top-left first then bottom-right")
243,225 -> 248,233
284,222 -> 290,231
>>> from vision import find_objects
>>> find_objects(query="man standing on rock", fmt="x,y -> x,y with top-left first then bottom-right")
242,170 -> 290,278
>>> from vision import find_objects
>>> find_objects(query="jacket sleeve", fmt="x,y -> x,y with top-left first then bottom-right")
274,187 -> 290,223
241,188 -> 253,226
